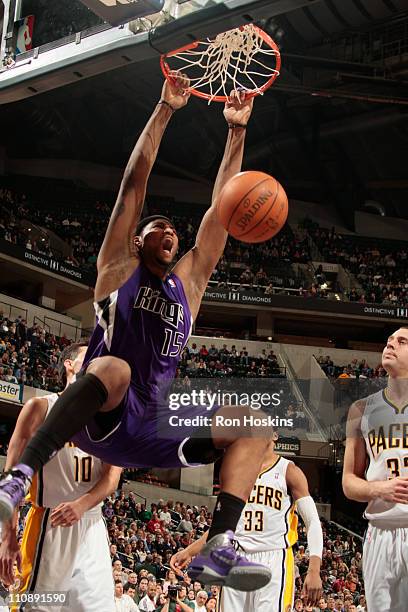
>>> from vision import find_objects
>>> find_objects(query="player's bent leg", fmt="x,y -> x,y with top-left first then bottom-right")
187,404 -> 271,591
211,405 -> 270,500
86,356 -> 131,412
0,356 -> 130,522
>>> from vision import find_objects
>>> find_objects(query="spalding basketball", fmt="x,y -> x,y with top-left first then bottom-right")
217,171 -> 288,243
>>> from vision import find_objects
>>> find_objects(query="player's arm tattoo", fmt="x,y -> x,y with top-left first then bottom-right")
111,199 -> 125,223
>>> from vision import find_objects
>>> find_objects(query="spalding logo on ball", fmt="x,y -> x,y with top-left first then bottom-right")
217,171 -> 288,243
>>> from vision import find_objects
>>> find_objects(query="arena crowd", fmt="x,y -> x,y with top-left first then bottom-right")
0,312 -> 71,391
3,184 -> 408,310
100,491 -> 365,612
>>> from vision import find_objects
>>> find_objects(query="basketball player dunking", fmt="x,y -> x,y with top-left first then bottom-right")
170,434 -> 323,612
343,327 -> 408,612
0,75 -> 272,590
0,343 -> 122,611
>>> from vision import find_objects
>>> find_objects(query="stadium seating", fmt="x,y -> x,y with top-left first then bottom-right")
5,181 -> 408,311
91,491 -> 365,609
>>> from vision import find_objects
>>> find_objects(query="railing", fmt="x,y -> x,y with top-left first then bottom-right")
207,279 -> 302,296
124,488 -> 147,507
33,315 -> 50,333
328,17 -> 408,66
0,300 -> 28,322
279,346 -> 326,440
44,316 -> 82,342
33,315 -> 81,342
330,519 -> 363,542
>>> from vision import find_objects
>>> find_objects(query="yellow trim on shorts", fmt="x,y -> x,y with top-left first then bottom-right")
283,546 -> 295,610
25,473 -> 38,506
14,505 -> 48,607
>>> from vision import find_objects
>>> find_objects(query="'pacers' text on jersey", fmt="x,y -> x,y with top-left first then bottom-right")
361,389 -> 408,526
235,456 -> 298,552
84,264 -> 192,402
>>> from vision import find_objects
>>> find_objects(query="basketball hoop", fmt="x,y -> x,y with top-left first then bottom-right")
160,24 -> 281,103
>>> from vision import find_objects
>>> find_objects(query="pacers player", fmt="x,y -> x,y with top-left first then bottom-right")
0,343 -> 122,611
170,434 -> 323,611
343,327 -> 408,612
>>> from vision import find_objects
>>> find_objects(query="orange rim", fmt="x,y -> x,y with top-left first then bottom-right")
160,25 -> 281,102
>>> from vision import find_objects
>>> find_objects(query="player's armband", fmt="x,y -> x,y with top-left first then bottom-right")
296,496 -> 323,559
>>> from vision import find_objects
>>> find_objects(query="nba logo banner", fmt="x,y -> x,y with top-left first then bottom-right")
16,15 -> 35,54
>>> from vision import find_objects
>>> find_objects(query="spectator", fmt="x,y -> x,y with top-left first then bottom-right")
135,578 -> 149,605
162,570 -> 179,595
139,581 -> 158,611
177,513 -> 193,533
193,591 -> 208,611
147,513 -> 163,535
159,505 -> 172,526
114,580 -> 140,611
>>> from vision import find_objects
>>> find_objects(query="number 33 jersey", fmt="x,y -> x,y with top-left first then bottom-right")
234,456 -> 298,552
27,394 -> 104,510
361,388 -> 408,526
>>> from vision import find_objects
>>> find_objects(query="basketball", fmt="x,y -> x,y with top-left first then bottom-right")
216,171 -> 288,243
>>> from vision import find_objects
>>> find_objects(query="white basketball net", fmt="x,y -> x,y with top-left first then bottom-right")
162,24 -> 280,103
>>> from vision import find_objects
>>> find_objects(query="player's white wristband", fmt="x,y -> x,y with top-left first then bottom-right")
296,495 -> 323,559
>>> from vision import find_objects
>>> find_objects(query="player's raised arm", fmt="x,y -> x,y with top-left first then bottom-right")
343,400 -> 408,503
96,74 -> 190,276
173,91 -> 253,319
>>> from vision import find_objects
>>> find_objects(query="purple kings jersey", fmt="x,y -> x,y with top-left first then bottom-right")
84,263 -> 192,403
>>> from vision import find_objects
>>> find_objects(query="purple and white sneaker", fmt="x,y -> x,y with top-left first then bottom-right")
0,464 -> 33,522
187,530 -> 271,591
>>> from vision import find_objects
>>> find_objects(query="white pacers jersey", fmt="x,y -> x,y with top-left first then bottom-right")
361,388 -> 408,526
27,394 -> 104,509
235,456 -> 298,552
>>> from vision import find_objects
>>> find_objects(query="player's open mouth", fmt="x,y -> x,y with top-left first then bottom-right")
162,237 -> 173,252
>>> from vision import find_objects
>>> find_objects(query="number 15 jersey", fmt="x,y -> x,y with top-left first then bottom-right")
235,456 -> 298,552
83,263 -> 192,405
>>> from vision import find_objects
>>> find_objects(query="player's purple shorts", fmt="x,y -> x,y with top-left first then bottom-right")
72,383 -> 219,468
